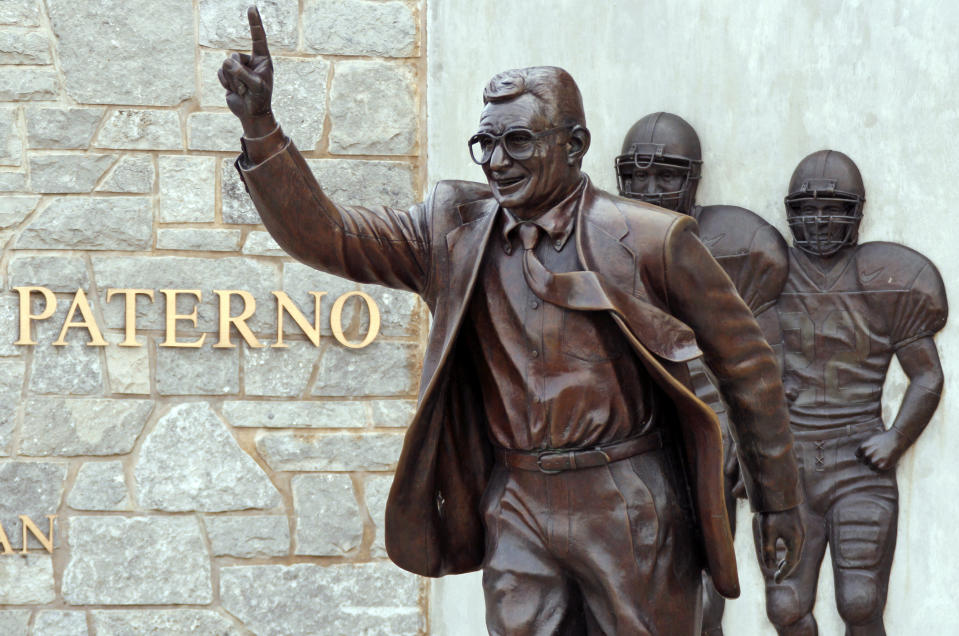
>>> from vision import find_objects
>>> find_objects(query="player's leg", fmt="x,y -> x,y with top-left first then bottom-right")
827,487 -> 898,636
481,465 -> 573,636
755,506 -> 828,636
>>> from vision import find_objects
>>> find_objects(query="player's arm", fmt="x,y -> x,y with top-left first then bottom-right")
220,7 -> 431,294
857,337 -> 943,471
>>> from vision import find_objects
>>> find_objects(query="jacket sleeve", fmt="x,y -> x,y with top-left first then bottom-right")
663,216 -> 801,512
235,134 -> 432,296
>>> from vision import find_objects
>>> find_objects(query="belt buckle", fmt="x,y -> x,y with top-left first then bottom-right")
536,450 -> 567,474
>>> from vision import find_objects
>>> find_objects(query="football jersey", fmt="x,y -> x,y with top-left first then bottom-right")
777,242 -> 947,430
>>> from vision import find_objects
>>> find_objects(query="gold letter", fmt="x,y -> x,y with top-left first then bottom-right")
160,290 -> 206,348
0,520 -> 12,554
53,289 -> 107,347
13,286 -> 56,346
20,515 -> 55,554
106,288 -> 154,347
213,290 -> 263,348
272,291 -> 326,348
330,291 -> 380,349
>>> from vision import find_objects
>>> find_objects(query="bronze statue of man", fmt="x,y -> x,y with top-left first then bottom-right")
615,112 -> 790,636
756,150 -> 947,636
220,8 -> 804,634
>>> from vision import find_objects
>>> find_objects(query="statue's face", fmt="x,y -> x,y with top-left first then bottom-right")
787,199 -> 860,256
476,93 -> 575,219
618,162 -> 690,212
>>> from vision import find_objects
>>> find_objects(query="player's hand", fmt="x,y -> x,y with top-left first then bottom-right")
219,6 -> 274,135
856,429 -> 905,472
757,506 -> 804,583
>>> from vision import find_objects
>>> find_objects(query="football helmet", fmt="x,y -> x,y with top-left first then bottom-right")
615,112 -> 702,212
785,150 -> 865,256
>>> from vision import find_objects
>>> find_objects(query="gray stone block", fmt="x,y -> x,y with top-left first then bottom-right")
0,294 -> 18,356
222,400 -> 368,428
359,283 -> 421,338
0,1 -> 39,26
29,154 -> 116,193
158,155 -> 215,222
0,171 -> 27,192
293,473 -> 362,556
282,261 -> 357,335
198,0 -> 298,50
92,610 -> 243,635
96,154 -> 154,193
9,255 -> 89,292
364,474 -> 392,557
256,431 -> 404,471
312,341 -> 420,397
0,360 -> 25,455
94,110 -> 182,150
304,0 -> 416,57
67,461 -> 130,511
0,29 -> 50,64
155,342 -> 239,396
244,340 -> 319,397
187,112 -> 242,152
205,515 -> 290,558
0,611 -> 29,636
242,230 -> 284,256
0,107 -> 22,166
20,398 -> 152,456
0,461 -> 66,550
34,610 -> 88,635
17,197 -> 152,250
92,255 -> 279,332
48,0 -> 193,106
63,516 -> 212,605
28,302 -> 103,395
305,158 -> 417,209
0,556 -> 55,604
370,399 -> 417,428
135,402 -> 281,512
271,57 -> 331,151
329,60 -> 417,155
157,228 -> 241,252
104,333 -> 151,395
220,563 -> 424,636
26,106 -> 103,149
221,158 -> 260,224
0,196 -> 38,228
0,68 -> 57,100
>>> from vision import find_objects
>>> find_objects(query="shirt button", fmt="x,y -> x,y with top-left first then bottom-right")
531,349 -> 539,358
555,240 -> 562,249
530,300 -> 539,309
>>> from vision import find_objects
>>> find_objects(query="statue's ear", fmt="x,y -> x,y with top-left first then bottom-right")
567,126 -> 591,165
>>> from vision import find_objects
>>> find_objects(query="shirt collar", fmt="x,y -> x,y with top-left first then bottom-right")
500,176 -> 588,254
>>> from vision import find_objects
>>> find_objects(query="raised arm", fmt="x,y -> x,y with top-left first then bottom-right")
220,7 -> 431,294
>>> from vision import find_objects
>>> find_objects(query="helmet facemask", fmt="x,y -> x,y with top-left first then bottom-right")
615,142 -> 702,212
785,178 -> 864,257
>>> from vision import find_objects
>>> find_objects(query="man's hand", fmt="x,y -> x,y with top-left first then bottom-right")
757,506 -> 804,583
725,440 -> 747,499
856,429 -> 906,472
219,6 -> 276,138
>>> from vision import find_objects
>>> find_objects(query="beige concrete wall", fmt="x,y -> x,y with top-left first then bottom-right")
427,1 -> 959,633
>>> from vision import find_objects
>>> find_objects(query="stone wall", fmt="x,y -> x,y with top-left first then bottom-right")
0,1 -> 428,634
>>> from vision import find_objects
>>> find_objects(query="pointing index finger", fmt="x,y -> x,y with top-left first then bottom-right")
247,5 -> 270,58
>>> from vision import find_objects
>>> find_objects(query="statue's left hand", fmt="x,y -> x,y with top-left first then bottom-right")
757,506 -> 804,583
856,429 -> 905,472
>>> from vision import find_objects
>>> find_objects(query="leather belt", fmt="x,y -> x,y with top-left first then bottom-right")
495,432 -> 665,474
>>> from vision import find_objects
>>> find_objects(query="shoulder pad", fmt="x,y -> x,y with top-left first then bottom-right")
855,242 -> 944,292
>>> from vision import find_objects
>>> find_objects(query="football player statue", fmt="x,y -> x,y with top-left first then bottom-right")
616,112 -> 790,636
759,149 -> 947,635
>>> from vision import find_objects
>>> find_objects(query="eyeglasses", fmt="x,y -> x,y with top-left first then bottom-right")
467,125 -> 572,165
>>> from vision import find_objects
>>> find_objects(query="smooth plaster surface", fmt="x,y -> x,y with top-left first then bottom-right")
426,1 -> 959,633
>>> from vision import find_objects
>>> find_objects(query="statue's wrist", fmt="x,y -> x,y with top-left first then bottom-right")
241,111 -> 277,139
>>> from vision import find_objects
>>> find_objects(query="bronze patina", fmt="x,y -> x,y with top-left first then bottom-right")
220,8 -> 805,633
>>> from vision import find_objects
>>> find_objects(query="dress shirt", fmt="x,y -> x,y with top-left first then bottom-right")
464,177 -> 661,451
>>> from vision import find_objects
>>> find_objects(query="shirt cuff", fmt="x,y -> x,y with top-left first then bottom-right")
240,124 -> 287,167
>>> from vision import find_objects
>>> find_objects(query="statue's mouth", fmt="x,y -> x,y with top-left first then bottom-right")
494,175 -> 525,192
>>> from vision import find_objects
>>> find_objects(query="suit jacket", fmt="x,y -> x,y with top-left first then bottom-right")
237,139 -> 801,599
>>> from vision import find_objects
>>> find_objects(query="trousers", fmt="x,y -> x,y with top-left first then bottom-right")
481,444 -> 703,635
